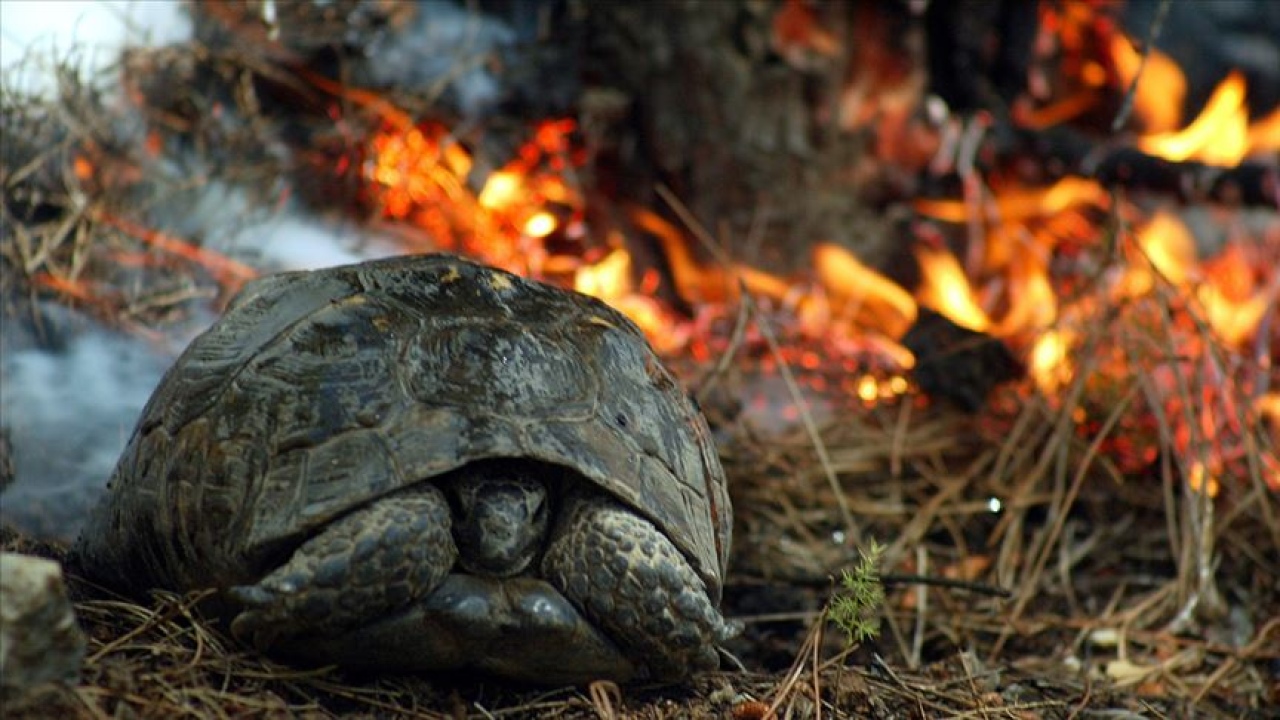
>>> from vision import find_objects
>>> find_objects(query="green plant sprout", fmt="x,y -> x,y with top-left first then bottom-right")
827,539 -> 886,645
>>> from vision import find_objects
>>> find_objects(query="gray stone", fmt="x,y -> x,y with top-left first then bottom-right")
0,552 -> 86,702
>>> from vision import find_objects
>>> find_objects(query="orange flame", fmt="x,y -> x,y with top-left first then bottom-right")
366,118 -> 579,273
913,245 -> 991,332
1107,33 -> 1186,133
1121,209 -> 1196,297
914,177 -> 1110,225
1139,71 -> 1249,165
1246,105 -> 1280,154
351,52 -> 1273,506
1137,71 -> 1280,166
1197,242 -> 1275,348
573,247 -> 684,350
812,243 -> 918,339
1124,211 -> 1273,347
996,250 -> 1058,337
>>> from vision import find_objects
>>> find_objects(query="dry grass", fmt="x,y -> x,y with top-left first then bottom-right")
3,353 -> 1275,718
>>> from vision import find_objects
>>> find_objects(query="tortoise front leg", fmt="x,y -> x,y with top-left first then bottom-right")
540,493 -> 739,681
228,484 -> 456,649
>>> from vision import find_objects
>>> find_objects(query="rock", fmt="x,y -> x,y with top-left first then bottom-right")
0,552 -> 86,703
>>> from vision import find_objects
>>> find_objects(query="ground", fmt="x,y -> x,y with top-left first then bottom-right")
2,390 -> 1275,719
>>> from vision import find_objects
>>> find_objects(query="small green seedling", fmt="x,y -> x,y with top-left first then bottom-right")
827,539 -> 886,646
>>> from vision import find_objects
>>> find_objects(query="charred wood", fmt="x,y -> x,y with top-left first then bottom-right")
1008,124 -> 1279,209
902,308 -> 1023,413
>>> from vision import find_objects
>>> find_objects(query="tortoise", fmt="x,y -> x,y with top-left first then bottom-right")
70,254 -> 736,684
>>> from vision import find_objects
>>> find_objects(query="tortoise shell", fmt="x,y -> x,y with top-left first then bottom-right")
74,254 -> 730,608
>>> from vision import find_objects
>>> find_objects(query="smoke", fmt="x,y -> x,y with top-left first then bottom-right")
357,0 -> 515,118
0,309 -> 172,540
0,196 -> 405,541
1,0 -> 192,96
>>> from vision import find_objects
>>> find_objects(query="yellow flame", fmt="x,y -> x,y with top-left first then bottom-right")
522,211 -> 557,238
1186,460 -> 1220,498
914,177 -> 1109,224
575,247 -> 632,300
996,250 -> 1057,336
914,245 -> 991,332
478,170 -> 522,210
856,375 -> 879,404
1198,283 -> 1272,347
1108,34 -> 1186,133
1030,328 -> 1074,394
812,243 -> 918,338
1139,71 -> 1250,165
1122,210 -> 1197,297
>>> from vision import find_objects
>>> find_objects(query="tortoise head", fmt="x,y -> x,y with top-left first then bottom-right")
441,461 -> 551,578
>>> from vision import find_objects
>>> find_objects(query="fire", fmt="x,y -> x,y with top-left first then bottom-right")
522,211 -> 558,239
476,170 -> 521,210
1122,210 -> 1275,348
1107,33 -> 1186,133
1138,71 -> 1248,165
913,245 -> 990,332
572,247 -> 683,350
1029,329 -> 1074,394
1122,210 -> 1196,296
811,243 -> 917,339
912,177 -> 1109,225
366,118 -> 580,274
1137,71 -> 1280,166
1186,460 -> 1221,499
347,31 -> 1275,501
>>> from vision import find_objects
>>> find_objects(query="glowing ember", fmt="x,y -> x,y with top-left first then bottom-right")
476,170 -> 522,210
365,118 -> 580,274
522,211 -> 558,239
1029,328 -> 1073,394
1186,460 -> 1221,498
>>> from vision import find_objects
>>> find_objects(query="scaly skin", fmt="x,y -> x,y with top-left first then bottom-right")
440,467 -> 549,577
226,474 -> 734,682
228,484 -> 456,648
541,492 -> 737,680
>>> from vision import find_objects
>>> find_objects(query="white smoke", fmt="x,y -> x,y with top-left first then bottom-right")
0,0 -> 192,96
358,0 -> 515,118
0,312 -> 172,538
